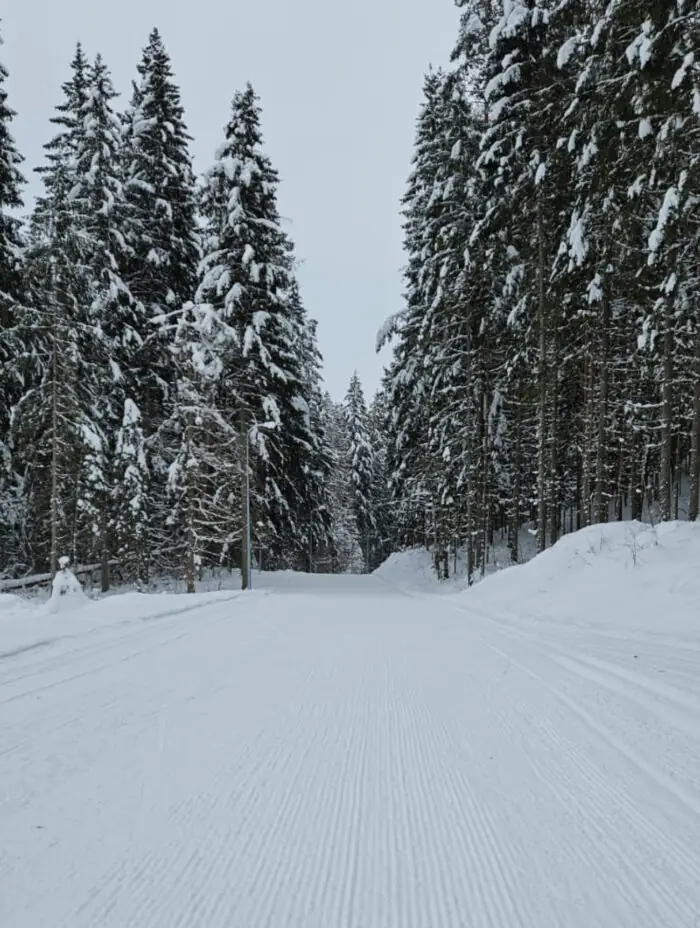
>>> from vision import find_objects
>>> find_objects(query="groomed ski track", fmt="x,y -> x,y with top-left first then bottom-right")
1,572 -> 699,927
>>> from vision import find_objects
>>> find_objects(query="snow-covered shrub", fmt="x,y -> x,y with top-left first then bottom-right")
47,557 -> 89,613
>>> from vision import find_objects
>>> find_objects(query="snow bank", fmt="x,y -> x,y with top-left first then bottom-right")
374,547 -> 467,592
464,520 -> 700,636
0,586 -> 245,660
377,520 -> 700,640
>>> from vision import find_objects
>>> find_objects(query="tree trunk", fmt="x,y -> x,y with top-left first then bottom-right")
240,405 -> 251,590
50,329 -> 59,576
549,301 -> 559,546
594,290 -> 611,523
481,389 -> 489,574
183,422 -> 196,594
581,356 -> 593,528
536,200 -> 548,553
616,437 -> 624,522
660,298 -> 674,521
509,396 -> 522,563
688,330 -> 700,521
100,511 -> 110,593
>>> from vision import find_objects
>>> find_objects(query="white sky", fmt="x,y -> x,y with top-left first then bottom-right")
3,0 -> 459,399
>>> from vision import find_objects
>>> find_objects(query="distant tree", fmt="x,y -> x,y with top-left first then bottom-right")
344,372 -> 375,570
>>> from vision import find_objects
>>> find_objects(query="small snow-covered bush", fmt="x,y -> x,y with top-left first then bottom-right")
47,557 -> 89,614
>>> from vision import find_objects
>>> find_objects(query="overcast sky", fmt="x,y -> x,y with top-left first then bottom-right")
3,0 -> 459,399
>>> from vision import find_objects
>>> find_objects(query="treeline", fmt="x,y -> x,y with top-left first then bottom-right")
0,28 -> 389,586
382,0 -> 700,581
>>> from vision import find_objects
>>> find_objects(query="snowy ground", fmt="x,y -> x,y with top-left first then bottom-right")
2,523 -> 700,926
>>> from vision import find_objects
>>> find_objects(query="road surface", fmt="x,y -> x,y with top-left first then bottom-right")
1,572 -> 699,927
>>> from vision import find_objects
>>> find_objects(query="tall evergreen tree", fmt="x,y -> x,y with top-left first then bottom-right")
162,300 -> 241,591
11,44 -> 98,574
0,24 -> 25,570
196,84 -> 317,579
344,372 -> 375,570
288,281 -> 334,570
12,241 -> 97,573
383,0 -> 700,581
123,28 -> 200,423
323,393 -> 364,574
69,54 -> 144,588
32,43 -> 90,239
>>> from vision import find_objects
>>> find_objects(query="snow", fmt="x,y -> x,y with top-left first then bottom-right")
46,563 -> 89,615
638,117 -> 653,139
3,523 -> 700,926
648,185 -> 679,260
375,546 -> 456,592
557,36 -> 578,69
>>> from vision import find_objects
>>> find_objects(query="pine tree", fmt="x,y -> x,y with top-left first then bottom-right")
32,43 -> 90,240
161,301 -> 241,591
368,389 -> 392,570
69,54 -> 144,589
123,29 -> 200,423
288,281 -> 334,571
344,372 -> 375,571
323,394 -> 364,574
197,84 -> 315,581
0,24 -> 25,571
12,241 -> 97,573
383,0 -> 700,580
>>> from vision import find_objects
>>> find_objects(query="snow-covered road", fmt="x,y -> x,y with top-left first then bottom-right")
2,572 -> 700,927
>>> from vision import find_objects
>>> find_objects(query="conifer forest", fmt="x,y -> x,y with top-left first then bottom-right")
1,1 -> 699,588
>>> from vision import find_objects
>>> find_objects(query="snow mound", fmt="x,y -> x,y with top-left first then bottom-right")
0,593 -> 33,617
375,547 -> 468,592
465,520 -> 700,634
44,563 -> 90,615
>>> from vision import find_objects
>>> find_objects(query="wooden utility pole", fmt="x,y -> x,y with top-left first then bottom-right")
240,405 -> 251,590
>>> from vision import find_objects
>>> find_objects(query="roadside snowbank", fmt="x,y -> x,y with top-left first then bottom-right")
0,586 -> 245,659
377,521 -> 700,629
464,520 -> 700,635
374,547 -> 459,592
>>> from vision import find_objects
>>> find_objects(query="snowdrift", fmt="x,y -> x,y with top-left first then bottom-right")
378,520 -> 700,639
0,585 -> 245,659
464,520 -> 700,636
374,547 -> 464,592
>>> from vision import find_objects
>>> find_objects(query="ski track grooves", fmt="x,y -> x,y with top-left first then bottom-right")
439,592 -> 700,811
2,578 -> 700,927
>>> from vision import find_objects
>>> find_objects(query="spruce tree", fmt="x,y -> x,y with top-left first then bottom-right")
124,29 -> 200,423
32,43 -> 90,239
288,281 -> 334,570
344,372 -> 375,570
323,394 -> 364,574
69,54 -> 144,588
383,0 -> 700,577
12,242 -> 96,572
0,25 -> 25,571
161,301 -> 241,591
197,84 -> 314,579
